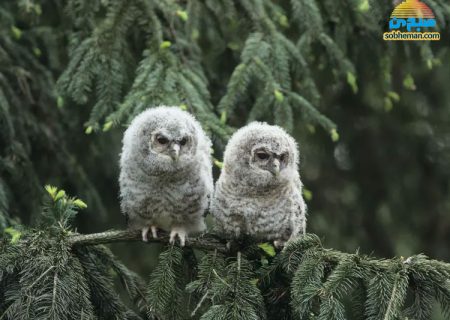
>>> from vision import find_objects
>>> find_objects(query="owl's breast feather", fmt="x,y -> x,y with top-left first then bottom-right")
222,184 -> 297,239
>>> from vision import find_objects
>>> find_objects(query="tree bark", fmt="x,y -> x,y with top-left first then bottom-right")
68,229 -> 228,253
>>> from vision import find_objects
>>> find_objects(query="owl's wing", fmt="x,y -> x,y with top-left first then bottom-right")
120,190 -> 133,228
119,169 -> 151,230
124,211 -> 130,227
292,175 -> 307,235
198,132 -> 214,196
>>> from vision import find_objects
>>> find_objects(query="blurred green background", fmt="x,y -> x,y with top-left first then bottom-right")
1,0 -> 449,281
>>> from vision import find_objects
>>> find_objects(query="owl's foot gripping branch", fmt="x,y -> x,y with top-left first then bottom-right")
68,229 -> 229,253
4,225 -> 450,319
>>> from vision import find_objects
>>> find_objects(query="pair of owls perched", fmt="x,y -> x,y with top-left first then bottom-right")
120,106 -> 306,247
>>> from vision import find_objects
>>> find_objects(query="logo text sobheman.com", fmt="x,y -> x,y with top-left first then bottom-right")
383,0 -> 441,41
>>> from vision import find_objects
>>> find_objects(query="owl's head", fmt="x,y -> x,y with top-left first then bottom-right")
223,122 -> 299,187
148,126 -> 194,162
122,106 -> 207,175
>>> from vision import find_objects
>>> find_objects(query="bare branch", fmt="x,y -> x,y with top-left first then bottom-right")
68,229 -> 228,253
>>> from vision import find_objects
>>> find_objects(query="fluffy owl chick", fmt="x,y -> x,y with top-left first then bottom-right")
119,106 -> 213,246
211,122 -> 306,247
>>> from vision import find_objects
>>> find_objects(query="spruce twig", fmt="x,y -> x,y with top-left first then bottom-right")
68,229 -> 228,253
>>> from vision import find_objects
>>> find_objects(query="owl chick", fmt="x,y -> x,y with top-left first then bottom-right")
119,106 -> 213,246
211,122 -> 306,247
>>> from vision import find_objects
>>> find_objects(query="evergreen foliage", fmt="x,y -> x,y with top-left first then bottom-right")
147,245 -> 185,319
197,252 -> 266,320
186,251 -> 226,317
1,189 -> 449,319
0,187 -> 147,319
1,0 -> 450,319
0,0 -> 105,225
54,0 -> 352,137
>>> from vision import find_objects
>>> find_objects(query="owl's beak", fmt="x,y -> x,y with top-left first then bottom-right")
170,143 -> 180,161
270,158 -> 280,176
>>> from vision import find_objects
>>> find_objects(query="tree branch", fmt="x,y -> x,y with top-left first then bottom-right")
67,231 -> 450,272
68,229 -> 228,253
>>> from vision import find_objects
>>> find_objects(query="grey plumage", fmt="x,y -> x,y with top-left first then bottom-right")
119,106 -> 213,245
211,122 -> 306,246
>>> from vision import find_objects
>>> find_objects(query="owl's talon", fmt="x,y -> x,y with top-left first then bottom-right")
142,227 -> 150,242
273,240 -> 286,249
151,226 -> 158,239
169,228 -> 187,247
179,234 -> 186,247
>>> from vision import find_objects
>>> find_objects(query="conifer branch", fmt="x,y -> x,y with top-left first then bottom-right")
68,230 -> 450,271
68,229 -> 228,253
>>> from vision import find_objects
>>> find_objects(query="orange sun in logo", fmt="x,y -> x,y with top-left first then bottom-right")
391,0 -> 435,18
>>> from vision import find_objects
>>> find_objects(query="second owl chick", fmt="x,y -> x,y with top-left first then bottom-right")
211,122 -> 306,247
119,106 -> 213,246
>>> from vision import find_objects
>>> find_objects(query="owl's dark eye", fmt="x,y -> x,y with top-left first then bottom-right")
156,136 -> 169,145
280,153 -> 287,162
256,152 -> 269,160
180,137 -> 188,146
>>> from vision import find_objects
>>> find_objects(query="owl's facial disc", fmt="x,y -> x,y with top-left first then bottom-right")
150,132 -> 191,162
251,148 -> 289,177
